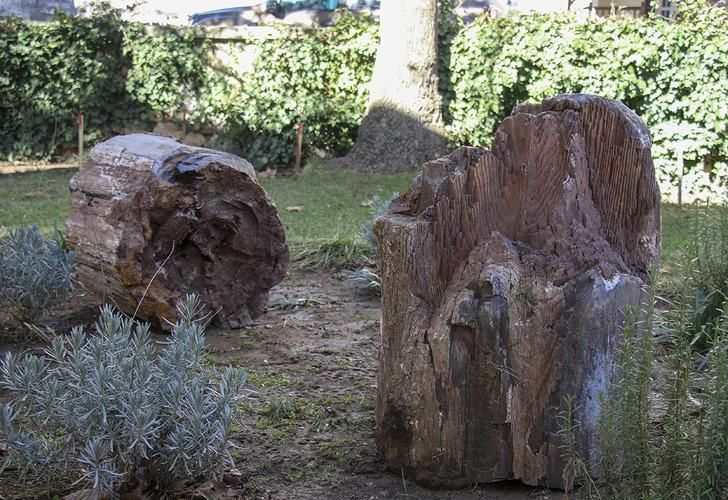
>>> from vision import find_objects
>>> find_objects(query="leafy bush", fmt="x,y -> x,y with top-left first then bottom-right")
124,25 -> 211,118
219,11 -> 378,169
446,3 -> 727,199
0,295 -> 247,495
0,225 -> 74,324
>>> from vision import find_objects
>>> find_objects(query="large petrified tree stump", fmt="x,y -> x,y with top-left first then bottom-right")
374,94 -> 660,488
66,133 -> 288,329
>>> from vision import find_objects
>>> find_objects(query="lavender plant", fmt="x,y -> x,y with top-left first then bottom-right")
0,295 -> 246,495
0,225 -> 74,323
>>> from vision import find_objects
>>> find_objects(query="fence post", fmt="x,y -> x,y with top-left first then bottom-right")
677,144 -> 684,209
77,114 -> 84,168
295,123 -> 304,173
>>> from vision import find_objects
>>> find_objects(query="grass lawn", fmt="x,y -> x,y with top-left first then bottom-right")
0,165 -> 712,276
260,167 -> 414,243
0,168 -> 77,233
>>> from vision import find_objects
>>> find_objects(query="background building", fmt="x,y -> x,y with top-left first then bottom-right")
0,0 -> 74,20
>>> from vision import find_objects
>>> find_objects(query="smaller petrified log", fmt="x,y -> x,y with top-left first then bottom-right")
374,94 -> 661,488
66,134 -> 288,329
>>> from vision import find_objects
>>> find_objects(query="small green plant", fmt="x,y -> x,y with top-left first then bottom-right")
345,267 -> 381,295
0,295 -> 247,496
0,225 -> 74,324
597,278 -> 657,499
698,313 -> 728,496
596,255 -> 728,498
558,394 -> 600,499
680,202 -> 728,352
293,235 -> 370,270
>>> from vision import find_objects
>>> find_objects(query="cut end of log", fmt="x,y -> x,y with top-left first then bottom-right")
66,133 -> 289,329
374,94 -> 661,488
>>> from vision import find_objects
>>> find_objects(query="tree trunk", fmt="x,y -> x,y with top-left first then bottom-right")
332,0 -> 448,171
374,94 -> 661,488
66,133 -> 289,329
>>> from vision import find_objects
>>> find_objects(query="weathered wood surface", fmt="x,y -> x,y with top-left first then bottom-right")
374,94 -> 661,488
66,133 -> 288,329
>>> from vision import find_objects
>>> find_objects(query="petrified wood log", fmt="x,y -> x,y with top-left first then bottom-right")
66,133 -> 288,329
374,94 -> 660,488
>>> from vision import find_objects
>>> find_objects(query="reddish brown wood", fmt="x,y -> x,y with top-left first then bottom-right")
295,123 -> 304,173
66,133 -> 289,329
374,94 -> 661,488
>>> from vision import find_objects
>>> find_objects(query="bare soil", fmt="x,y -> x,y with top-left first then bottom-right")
0,269 -> 559,500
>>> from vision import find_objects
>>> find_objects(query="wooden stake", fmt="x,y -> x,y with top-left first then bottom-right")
295,123 -> 304,173
677,145 -> 684,209
77,114 -> 84,168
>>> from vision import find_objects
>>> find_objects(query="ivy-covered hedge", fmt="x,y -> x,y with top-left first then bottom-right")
0,6 -> 725,197
445,5 -> 727,198
0,12 -> 208,161
216,13 -> 377,168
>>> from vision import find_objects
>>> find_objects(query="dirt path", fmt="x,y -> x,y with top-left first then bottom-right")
209,270 -> 558,500
0,269 -> 559,499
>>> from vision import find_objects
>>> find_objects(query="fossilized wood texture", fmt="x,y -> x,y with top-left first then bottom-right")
66,133 -> 288,329
374,94 -> 660,488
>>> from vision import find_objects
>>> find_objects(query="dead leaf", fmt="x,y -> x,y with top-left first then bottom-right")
286,205 -> 304,212
23,191 -> 45,198
361,199 -> 373,207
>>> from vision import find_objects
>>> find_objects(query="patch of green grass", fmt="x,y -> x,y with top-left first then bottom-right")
0,168 -> 76,235
292,234 -> 370,270
305,364 -> 322,374
263,166 -> 413,269
661,203 -> 688,277
317,436 -> 357,467
660,203 -> 727,282
256,396 -> 299,440
247,370 -> 291,390
260,166 -> 414,243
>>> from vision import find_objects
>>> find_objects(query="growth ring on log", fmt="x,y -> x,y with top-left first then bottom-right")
66,133 -> 289,329
374,94 -> 660,488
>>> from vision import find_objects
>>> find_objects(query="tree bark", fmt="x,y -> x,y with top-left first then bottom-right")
331,0 -> 448,171
66,133 -> 289,329
374,94 -> 661,488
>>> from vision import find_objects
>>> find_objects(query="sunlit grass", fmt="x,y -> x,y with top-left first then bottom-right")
0,168 -> 76,234
260,166 -> 413,243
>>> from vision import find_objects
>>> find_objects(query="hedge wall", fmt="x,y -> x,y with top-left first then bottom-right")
0,5 -> 725,197
445,5 -> 727,199
0,13 -> 208,160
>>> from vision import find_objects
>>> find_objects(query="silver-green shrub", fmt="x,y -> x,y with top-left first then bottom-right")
0,295 -> 246,495
0,225 -> 74,323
